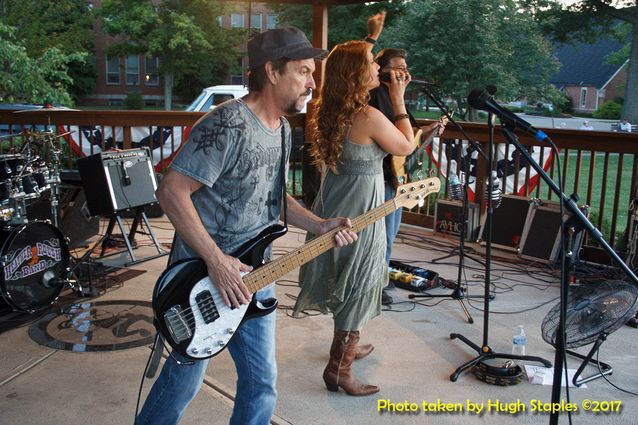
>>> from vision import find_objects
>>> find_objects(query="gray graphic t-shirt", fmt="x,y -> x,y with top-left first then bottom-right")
170,98 -> 291,262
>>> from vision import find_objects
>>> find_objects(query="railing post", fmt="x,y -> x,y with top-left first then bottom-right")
123,126 -> 132,149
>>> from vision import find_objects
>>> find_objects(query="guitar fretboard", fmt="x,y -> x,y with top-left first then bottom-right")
242,198 -> 398,293
241,177 -> 439,293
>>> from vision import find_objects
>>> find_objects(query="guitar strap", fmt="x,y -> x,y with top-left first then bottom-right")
280,120 -> 288,228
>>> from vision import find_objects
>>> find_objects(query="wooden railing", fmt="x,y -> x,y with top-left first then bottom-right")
2,109 -> 637,258
412,120 -> 638,259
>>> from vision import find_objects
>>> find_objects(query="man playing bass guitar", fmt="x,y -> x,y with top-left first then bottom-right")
136,28 -> 357,425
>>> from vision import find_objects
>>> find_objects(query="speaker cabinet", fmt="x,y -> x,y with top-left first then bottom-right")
434,199 -> 479,241
519,203 -> 589,264
77,148 -> 158,217
478,195 -> 532,251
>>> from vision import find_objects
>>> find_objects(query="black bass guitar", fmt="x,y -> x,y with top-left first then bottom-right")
152,178 -> 440,359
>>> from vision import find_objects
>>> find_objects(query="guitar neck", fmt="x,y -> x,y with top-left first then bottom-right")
243,198 -> 398,293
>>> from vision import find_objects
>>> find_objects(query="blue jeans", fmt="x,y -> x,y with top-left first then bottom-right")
136,285 -> 277,425
384,180 -> 403,266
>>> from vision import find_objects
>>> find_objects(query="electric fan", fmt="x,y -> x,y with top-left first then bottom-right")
541,280 -> 638,386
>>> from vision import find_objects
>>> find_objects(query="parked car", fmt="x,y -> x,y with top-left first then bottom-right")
185,85 -> 311,113
185,85 -> 249,112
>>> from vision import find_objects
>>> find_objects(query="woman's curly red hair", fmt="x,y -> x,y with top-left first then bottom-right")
309,40 -> 372,173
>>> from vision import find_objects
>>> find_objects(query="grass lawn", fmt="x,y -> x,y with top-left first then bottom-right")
535,151 -> 634,243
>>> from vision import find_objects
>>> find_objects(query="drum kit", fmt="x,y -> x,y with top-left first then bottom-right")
0,130 -> 76,314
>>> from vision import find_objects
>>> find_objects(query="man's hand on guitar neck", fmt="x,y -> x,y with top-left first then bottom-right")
419,116 -> 448,139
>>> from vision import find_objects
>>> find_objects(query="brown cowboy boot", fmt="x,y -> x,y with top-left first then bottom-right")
323,330 -> 379,396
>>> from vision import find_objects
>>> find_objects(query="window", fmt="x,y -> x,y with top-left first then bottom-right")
216,16 -> 222,27
267,14 -> 277,29
145,56 -> 159,86
231,13 -> 244,28
251,13 -> 262,30
106,55 -> 120,85
126,54 -> 140,86
580,87 -> 587,109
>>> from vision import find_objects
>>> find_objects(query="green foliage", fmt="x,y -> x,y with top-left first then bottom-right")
0,23 -> 85,105
98,0 -> 243,104
524,106 -> 553,116
380,0 -> 559,121
593,101 -> 622,119
272,2 -> 405,48
559,95 -> 574,114
124,92 -> 144,110
0,0 -> 96,101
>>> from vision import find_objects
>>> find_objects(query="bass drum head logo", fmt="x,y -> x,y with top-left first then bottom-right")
29,300 -> 155,352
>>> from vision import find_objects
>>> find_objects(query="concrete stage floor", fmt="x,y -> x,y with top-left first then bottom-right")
1,215 -> 637,425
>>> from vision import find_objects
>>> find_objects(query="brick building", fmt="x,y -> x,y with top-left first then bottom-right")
83,0 -> 277,107
551,38 -> 628,114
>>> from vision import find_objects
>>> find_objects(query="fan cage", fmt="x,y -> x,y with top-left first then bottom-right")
541,281 -> 638,349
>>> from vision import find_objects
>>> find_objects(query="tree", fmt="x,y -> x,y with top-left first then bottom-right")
99,0 -> 243,110
272,2 -> 405,47
0,23 -> 85,105
382,0 -> 560,120
274,0 -> 559,120
540,0 -> 638,122
0,0 -> 96,102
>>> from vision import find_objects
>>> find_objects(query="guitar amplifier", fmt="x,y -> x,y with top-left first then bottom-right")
518,202 -> 589,264
434,199 -> 479,241
77,148 -> 158,216
478,195 -> 532,251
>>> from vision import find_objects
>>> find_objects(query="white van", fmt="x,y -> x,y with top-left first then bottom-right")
185,84 -> 311,113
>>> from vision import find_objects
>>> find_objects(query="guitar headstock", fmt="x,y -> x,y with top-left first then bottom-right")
394,177 -> 441,209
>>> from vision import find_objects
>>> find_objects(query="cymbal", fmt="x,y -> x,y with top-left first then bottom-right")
0,130 -> 75,139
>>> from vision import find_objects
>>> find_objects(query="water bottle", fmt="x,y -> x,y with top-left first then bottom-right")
512,325 -> 526,356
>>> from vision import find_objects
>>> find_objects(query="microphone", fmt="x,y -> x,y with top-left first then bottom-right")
411,79 -> 437,86
448,173 -> 462,201
485,170 -> 502,208
467,88 -> 549,142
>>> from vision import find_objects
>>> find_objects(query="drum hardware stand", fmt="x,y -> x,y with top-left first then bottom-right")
96,205 -> 167,266
43,133 -> 63,228
408,84 -> 488,324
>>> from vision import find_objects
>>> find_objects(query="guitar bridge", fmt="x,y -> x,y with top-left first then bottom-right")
164,306 -> 192,344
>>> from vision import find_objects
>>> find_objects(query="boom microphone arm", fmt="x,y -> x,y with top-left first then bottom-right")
467,88 -> 550,143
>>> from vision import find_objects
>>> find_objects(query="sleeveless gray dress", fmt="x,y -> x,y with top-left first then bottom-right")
294,139 -> 388,331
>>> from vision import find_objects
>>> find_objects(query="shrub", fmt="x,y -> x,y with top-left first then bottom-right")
593,101 -> 622,119
124,93 -> 144,110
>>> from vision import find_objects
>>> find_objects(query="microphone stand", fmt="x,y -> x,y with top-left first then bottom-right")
409,85 -> 489,324
448,117 -> 552,382
496,123 -> 638,425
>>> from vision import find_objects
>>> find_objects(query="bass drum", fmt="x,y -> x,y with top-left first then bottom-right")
0,222 -> 70,313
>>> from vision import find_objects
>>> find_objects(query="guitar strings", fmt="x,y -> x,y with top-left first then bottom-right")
163,182 -> 437,338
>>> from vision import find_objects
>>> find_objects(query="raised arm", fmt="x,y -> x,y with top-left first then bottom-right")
365,12 -> 386,51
